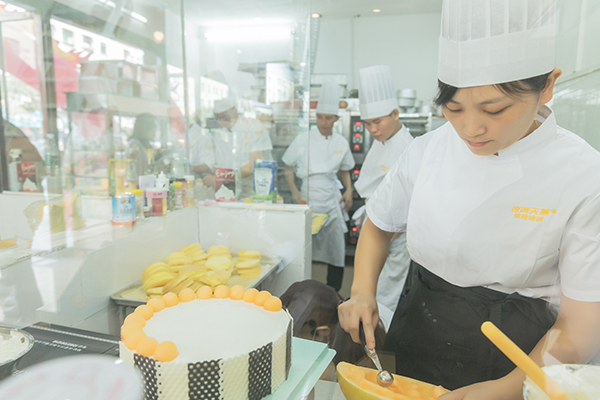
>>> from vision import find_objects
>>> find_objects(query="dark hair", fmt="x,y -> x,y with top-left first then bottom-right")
433,71 -> 553,107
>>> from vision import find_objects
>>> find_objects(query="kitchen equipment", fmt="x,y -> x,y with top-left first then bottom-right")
398,98 -> 415,107
481,321 -> 568,400
397,88 -> 416,99
421,104 -> 433,115
0,327 -> 34,380
359,322 -> 393,387
397,88 -> 417,107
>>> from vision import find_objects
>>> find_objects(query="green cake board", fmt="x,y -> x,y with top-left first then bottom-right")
265,337 -> 336,400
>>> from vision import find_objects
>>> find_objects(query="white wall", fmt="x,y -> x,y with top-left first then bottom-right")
314,13 -> 441,105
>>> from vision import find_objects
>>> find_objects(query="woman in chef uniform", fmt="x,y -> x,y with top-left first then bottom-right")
353,65 -> 414,328
202,96 -> 273,199
283,82 -> 355,292
339,0 -> 600,397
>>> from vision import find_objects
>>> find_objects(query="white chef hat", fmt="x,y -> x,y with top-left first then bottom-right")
358,65 -> 398,120
315,82 -> 340,115
438,0 -> 557,88
213,96 -> 236,114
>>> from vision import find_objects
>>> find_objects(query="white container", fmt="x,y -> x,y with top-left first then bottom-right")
156,171 -> 169,189
184,175 -> 195,207
397,88 -> 417,99
523,364 -> 600,400
398,97 -> 416,107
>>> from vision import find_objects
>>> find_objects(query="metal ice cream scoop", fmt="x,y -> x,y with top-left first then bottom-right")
359,322 -> 394,387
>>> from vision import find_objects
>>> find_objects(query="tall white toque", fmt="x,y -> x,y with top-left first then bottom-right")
358,65 -> 398,120
213,96 -> 236,114
438,0 -> 557,88
316,82 -> 340,115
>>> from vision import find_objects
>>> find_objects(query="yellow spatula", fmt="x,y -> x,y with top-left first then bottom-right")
481,321 -> 569,400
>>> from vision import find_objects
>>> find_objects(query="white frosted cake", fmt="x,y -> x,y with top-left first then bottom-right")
119,285 -> 292,400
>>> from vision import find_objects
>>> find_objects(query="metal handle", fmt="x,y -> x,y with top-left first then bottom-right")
359,322 -> 383,372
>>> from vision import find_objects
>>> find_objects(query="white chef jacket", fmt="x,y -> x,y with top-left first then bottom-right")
283,126 -> 355,267
367,106 -> 600,303
188,123 -> 215,168
354,125 -> 414,198
213,117 -> 273,198
282,127 -> 355,199
354,125 -> 414,318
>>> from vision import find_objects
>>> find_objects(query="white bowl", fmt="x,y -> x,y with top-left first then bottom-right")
523,364 -> 600,400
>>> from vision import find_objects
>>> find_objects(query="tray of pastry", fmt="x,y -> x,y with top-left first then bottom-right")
311,213 -> 328,235
111,243 -> 283,309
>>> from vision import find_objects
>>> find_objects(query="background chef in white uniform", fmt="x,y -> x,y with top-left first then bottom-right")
353,65 -> 414,330
202,97 -> 273,199
339,0 -> 600,397
188,112 -> 214,176
283,82 -> 355,292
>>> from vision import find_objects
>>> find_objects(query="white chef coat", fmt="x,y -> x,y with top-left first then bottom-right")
354,125 -> 414,317
367,106 -> 600,303
354,125 -> 414,198
213,117 -> 273,198
188,123 -> 215,168
283,126 -> 355,267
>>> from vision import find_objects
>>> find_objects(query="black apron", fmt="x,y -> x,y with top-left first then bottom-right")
383,264 -> 558,390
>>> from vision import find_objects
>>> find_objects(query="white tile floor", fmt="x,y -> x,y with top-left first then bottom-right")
311,262 -> 354,300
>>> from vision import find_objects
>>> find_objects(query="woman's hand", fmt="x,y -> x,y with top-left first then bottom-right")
338,293 -> 379,350
340,189 -> 353,212
203,174 -> 216,189
291,189 -> 302,204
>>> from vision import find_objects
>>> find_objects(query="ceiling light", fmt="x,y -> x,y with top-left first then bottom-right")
153,31 -> 164,43
130,11 -> 148,23
204,27 -> 292,42
311,13 -> 321,18
372,9 -> 381,13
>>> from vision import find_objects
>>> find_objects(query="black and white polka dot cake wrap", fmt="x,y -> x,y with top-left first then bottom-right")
120,299 -> 293,400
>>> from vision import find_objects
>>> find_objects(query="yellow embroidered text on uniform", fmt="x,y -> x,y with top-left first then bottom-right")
335,150 -> 342,154
512,206 -> 556,222
382,165 -> 389,171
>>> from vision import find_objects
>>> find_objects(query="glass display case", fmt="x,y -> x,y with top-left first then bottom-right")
0,1 -> 314,386
1,0 -> 599,398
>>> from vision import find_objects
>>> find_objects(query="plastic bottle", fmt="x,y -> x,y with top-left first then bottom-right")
146,189 -> 168,216
146,148 -> 155,175
173,182 -> 184,209
129,189 -> 145,220
184,175 -> 195,206
8,149 -> 23,192
168,182 -> 176,211
156,171 -> 169,189
194,179 -> 205,202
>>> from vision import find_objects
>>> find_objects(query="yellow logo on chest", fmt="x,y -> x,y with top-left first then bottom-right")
511,206 -> 556,222
381,165 -> 389,171
335,150 -> 342,155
